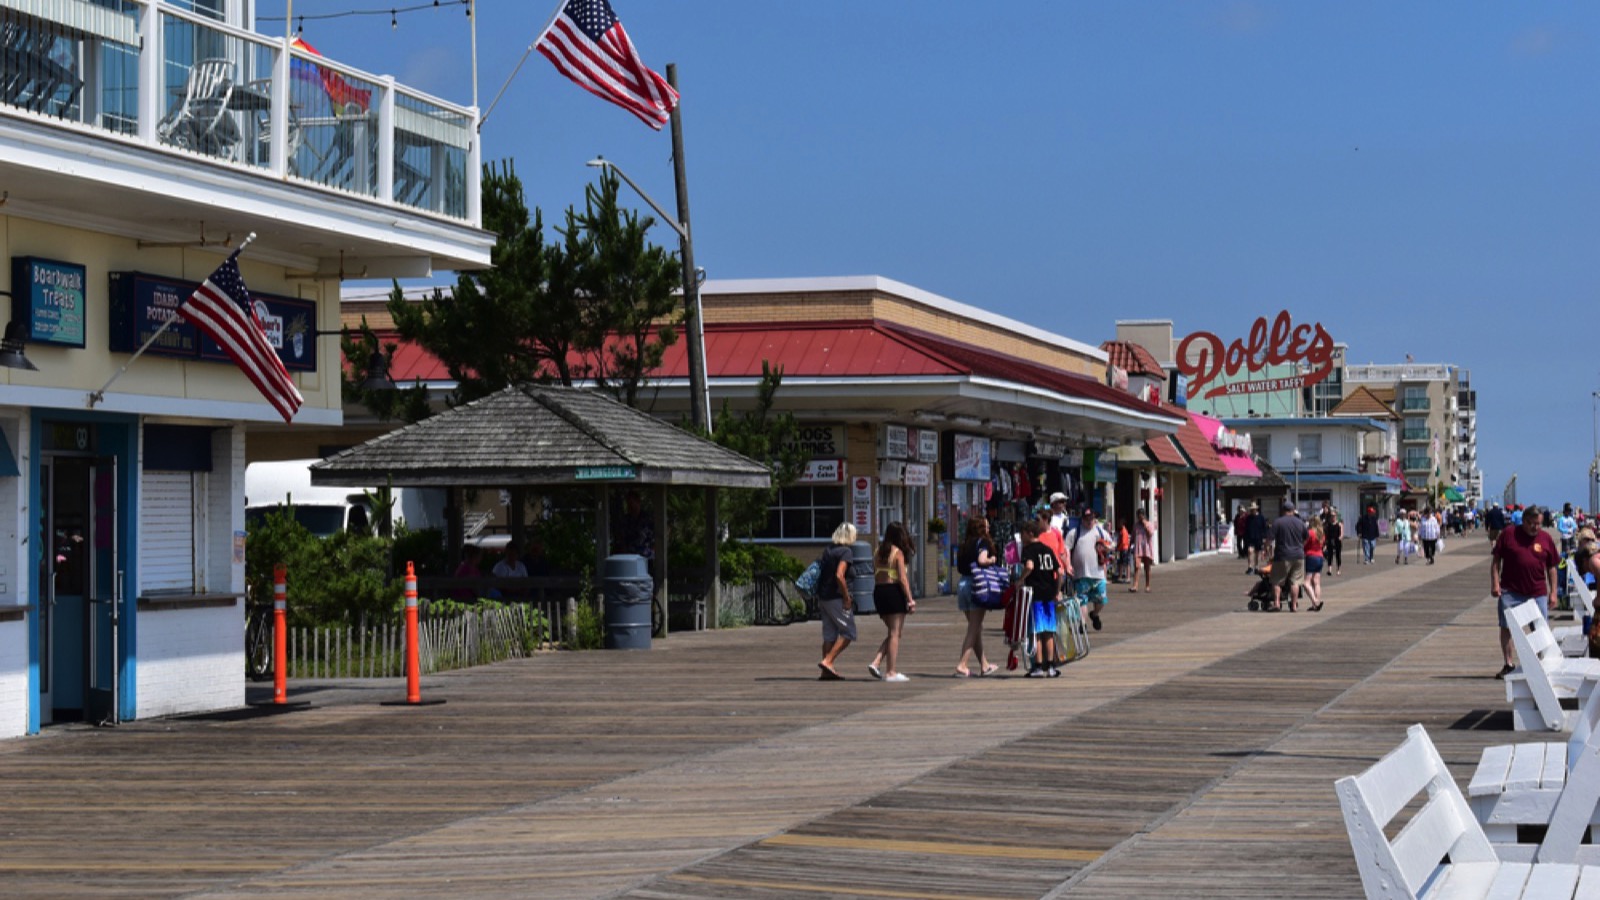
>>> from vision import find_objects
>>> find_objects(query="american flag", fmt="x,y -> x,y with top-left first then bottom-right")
179,253 -> 303,423
535,0 -> 679,129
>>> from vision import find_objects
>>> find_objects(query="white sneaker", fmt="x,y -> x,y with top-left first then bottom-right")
1026,668 -> 1048,678
1048,667 -> 1062,678
884,673 -> 909,683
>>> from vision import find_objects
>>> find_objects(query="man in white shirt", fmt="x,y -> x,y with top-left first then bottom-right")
1064,507 -> 1113,631
492,543 -> 529,579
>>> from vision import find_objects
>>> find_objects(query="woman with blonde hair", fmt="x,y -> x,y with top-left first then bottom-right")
868,522 -> 917,682
815,522 -> 858,680
954,516 -> 1000,677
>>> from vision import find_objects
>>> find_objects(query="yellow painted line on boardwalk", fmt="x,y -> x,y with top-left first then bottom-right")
671,872 -> 1018,900
760,831 -> 1101,861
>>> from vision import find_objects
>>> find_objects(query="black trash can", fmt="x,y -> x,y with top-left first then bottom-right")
849,540 -> 876,615
602,554 -> 652,650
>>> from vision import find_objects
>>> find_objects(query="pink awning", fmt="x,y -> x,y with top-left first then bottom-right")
1190,412 -> 1261,478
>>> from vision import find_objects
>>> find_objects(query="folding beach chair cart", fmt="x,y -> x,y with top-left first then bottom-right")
1004,584 -> 1035,671
1055,592 -> 1091,665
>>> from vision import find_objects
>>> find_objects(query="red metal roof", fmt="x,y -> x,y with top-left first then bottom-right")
1144,435 -> 1188,467
1099,340 -> 1166,378
1172,409 -> 1227,474
374,320 -> 1182,425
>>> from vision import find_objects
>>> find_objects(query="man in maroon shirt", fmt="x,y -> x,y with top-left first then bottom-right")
1492,504 -> 1559,678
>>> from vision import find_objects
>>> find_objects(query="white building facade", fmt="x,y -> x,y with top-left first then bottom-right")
0,0 -> 490,736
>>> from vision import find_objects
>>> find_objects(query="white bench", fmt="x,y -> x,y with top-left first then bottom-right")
1558,560 -> 1596,658
1470,686 -> 1600,859
1335,723 -> 1600,898
1506,599 -> 1600,731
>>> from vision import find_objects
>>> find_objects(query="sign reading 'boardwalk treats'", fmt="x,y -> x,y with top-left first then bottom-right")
1175,311 -> 1336,401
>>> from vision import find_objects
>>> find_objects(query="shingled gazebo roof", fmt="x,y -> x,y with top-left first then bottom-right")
311,384 -> 772,490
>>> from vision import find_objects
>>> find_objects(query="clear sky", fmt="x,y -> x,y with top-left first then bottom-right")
261,1 -> 1600,509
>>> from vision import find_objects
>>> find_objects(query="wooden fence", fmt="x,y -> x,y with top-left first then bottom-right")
280,601 -> 563,678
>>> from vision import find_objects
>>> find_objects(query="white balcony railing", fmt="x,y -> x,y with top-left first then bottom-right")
1346,364 -> 1453,383
0,0 -> 478,224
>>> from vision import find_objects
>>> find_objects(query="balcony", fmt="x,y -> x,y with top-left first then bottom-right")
0,0 -> 486,272
1403,458 -> 1431,474
1402,428 -> 1430,442
1400,398 -> 1430,411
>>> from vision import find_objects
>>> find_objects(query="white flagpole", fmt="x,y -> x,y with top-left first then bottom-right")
88,233 -> 258,408
481,0 -> 564,130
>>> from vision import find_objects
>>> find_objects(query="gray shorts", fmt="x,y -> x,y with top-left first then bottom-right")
817,597 -> 857,643
1498,592 -> 1548,628
1270,558 -> 1306,592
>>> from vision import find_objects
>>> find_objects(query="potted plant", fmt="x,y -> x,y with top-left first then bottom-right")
926,516 -> 947,542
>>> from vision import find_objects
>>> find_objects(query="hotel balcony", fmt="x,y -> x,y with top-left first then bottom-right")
1402,428 -> 1430,442
1402,459 -> 1431,475
0,0 -> 488,275
1400,397 -> 1430,411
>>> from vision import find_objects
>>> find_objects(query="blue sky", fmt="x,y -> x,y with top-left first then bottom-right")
262,1 -> 1600,508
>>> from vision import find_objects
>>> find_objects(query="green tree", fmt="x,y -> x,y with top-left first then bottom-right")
577,173 -> 682,409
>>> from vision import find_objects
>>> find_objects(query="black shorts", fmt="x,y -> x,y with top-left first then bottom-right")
874,582 -> 909,616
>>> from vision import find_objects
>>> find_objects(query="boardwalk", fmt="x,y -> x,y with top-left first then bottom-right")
0,537 -> 1523,898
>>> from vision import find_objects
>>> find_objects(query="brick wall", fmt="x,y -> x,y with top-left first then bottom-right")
135,601 -> 244,719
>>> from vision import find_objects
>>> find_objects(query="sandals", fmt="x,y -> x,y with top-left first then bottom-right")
953,668 -> 970,678
980,663 -> 999,677
1309,602 -> 1324,612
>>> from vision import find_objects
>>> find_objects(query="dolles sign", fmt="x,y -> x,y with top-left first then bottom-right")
1174,310 -> 1335,401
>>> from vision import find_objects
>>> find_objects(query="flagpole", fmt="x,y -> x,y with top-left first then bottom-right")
480,0 -> 564,131
666,63 -> 710,435
88,233 -> 258,408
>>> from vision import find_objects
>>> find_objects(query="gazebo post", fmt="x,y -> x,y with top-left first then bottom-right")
657,482 -> 670,634
445,487 -> 464,567
509,487 -> 526,550
595,483 -> 610,612
705,487 -> 719,630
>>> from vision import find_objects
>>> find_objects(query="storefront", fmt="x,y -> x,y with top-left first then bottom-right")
877,424 -> 935,597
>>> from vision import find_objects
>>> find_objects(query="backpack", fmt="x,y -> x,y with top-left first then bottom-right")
969,563 -> 1010,609
795,560 -> 821,595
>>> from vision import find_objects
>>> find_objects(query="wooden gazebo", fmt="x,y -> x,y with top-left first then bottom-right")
310,384 -> 771,632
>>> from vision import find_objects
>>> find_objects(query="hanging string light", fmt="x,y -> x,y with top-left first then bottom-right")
262,0 -> 470,32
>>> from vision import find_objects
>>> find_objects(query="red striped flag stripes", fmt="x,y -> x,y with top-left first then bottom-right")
536,0 -> 678,129
178,252 -> 304,423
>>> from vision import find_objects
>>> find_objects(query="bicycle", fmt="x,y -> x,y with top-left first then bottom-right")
244,602 -> 273,680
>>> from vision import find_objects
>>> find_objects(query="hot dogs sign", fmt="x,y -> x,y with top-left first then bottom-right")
1175,311 -> 1336,401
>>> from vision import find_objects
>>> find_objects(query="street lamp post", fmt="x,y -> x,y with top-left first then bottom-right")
586,157 -> 712,435
1292,445 -> 1301,513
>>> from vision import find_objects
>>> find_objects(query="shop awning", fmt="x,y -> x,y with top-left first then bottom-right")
1189,411 -> 1258,478
1443,486 -> 1466,502
1144,435 -> 1188,467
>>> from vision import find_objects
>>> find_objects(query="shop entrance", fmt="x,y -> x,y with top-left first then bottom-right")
39,454 -> 119,725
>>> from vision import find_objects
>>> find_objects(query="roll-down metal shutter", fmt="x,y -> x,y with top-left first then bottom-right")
142,471 -> 199,592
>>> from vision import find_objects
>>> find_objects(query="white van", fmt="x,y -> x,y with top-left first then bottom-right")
244,458 -> 445,537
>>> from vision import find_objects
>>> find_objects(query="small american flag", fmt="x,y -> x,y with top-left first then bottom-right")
179,253 -> 303,423
535,0 -> 678,129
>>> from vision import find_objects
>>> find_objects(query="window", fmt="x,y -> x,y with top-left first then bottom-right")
1297,434 -> 1322,465
1402,386 -> 1429,411
757,485 -> 846,541
877,484 -> 904,542
1255,434 -> 1271,465
142,471 -> 205,592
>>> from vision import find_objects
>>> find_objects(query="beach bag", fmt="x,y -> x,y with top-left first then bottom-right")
970,564 -> 1010,609
795,560 -> 821,595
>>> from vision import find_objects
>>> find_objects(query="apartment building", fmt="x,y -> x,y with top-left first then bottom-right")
1343,363 -> 1480,508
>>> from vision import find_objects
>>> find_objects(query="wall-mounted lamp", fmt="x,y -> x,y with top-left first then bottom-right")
309,327 -> 394,392
0,291 -> 37,371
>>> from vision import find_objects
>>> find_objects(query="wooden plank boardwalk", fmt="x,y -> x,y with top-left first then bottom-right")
0,537 -> 1524,898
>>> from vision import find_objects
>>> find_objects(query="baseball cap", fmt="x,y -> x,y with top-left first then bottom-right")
1080,506 -> 1096,517
1049,492 -> 1068,504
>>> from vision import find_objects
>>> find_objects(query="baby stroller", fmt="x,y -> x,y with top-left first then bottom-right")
1246,561 -> 1276,611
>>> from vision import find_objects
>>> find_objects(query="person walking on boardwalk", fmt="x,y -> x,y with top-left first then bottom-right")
1303,517 -> 1326,611
1355,506 -> 1380,564
1393,512 -> 1414,565
1324,506 -> 1344,575
1018,520 -> 1064,677
1492,505 -> 1559,678
1065,507 -> 1113,631
1558,503 -> 1578,556
867,522 -> 916,683
815,523 -> 858,680
1267,501 -> 1308,612
1130,508 -> 1156,593
954,517 -> 1000,677
1418,508 -> 1442,564
1243,504 -> 1267,573
1486,503 -> 1506,543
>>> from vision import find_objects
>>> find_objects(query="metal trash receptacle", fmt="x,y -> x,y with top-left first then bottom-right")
849,540 -> 876,615
602,554 -> 652,650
